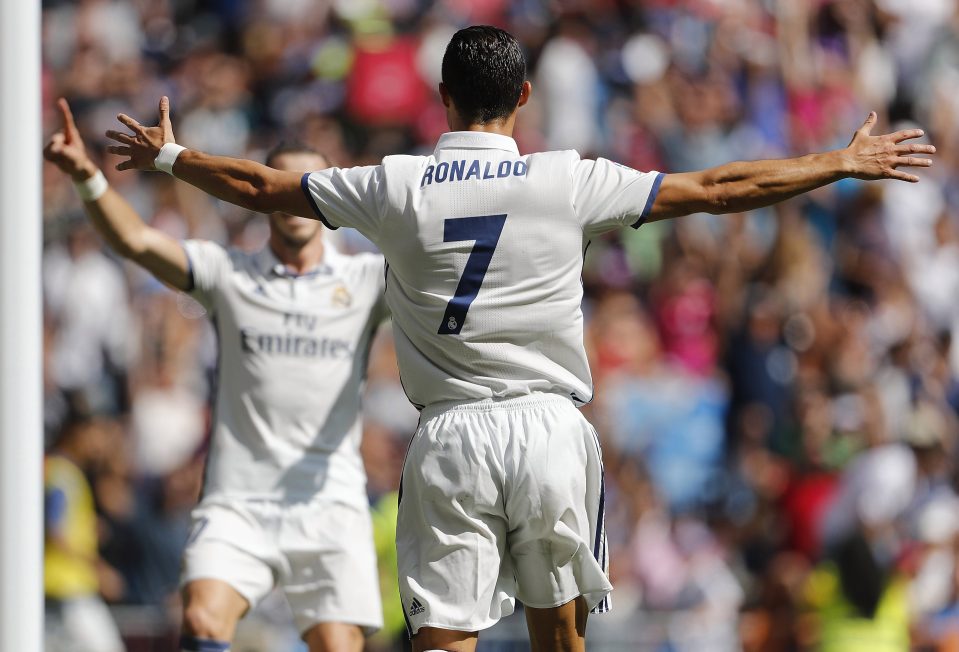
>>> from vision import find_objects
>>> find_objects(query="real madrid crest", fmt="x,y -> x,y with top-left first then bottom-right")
332,284 -> 352,308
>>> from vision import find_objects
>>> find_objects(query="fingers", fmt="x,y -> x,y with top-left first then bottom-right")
117,113 -> 147,136
105,116 -> 156,172
890,128 -> 925,143
893,156 -> 933,168
43,133 -> 66,161
886,154 -> 931,183
47,132 -> 66,153
888,169 -> 920,183
858,111 -> 877,136
158,96 -> 171,127
895,143 -> 936,155
58,98 -> 79,143
105,130 -> 138,146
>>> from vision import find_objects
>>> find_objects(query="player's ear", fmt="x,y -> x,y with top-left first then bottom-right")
517,80 -> 531,108
439,82 -> 451,108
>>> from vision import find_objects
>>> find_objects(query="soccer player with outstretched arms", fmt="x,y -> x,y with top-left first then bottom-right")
45,98 -> 389,652
105,26 -> 935,652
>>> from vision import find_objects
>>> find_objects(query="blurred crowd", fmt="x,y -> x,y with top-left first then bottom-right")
40,0 -> 959,650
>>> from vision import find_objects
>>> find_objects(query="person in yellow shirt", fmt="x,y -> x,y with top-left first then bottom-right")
803,445 -> 917,652
803,538 -> 910,652
44,410 -> 125,652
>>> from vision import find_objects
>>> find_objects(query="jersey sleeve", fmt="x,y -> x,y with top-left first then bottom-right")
300,165 -> 386,242
182,239 -> 231,312
570,157 -> 664,232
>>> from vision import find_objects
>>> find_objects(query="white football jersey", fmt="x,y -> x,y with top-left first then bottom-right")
183,240 -> 388,505
302,131 -> 662,409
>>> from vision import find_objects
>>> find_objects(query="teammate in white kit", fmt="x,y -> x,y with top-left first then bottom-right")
107,25 -> 936,652
44,99 -> 387,652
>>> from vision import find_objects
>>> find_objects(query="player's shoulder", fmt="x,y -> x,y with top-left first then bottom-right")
525,148 -> 586,174
520,150 -> 587,191
184,240 -> 262,292
329,249 -> 385,278
226,245 -> 259,268
528,148 -> 583,162
184,237 -> 228,258
540,150 -> 645,181
381,153 -> 431,173
186,238 -> 250,264
383,153 -> 430,164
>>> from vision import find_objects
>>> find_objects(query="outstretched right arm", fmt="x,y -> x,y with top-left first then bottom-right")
105,98 -> 311,217
43,98 -> 191,291
162,149 -> 309,217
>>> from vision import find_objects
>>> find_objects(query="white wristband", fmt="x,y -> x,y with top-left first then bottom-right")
73,170 -> 109,202
154,143 -> 186,175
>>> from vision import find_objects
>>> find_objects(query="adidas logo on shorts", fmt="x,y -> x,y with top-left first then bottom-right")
408,597 -> 426,616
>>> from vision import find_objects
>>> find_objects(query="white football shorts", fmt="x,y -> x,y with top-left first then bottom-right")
397,393 -> 611,635
45,595 -> 124,652
181,498 -> 383,635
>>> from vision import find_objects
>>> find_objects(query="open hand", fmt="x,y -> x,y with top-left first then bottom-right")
105,96 -> 176,172
844,112 -> 936,183
43,98 -> 97,181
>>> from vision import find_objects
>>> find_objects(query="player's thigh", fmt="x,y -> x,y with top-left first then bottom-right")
181,578 -> 251,640
505,401 -> 611,612
302,621 -> 364,652
412,626 -> 479,652
397,410 -> 512,635
524,596 -> 587,652
281,501 -> 383,637
180,503 -> 277,638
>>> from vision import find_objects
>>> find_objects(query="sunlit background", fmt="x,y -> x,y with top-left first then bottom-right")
41,0 -> 959,650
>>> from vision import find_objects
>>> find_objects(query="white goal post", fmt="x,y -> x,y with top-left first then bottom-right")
0,1 -> 43,650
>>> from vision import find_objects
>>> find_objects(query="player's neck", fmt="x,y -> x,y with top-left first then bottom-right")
269,232 -> 325,274
453,117 -> 516,139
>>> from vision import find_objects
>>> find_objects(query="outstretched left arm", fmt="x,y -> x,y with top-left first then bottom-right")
648,112 -> 935,221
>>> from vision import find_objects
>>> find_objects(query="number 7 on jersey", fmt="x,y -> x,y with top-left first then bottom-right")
438,214 -> 507,335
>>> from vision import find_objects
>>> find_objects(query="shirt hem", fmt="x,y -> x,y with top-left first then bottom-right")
300,172 -> 339,230
632,171 -> 665,228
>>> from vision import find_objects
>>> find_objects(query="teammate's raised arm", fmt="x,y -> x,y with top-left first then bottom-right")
43,98 -> 191,291
647,112 -> 936,221
105,97 -> 312,218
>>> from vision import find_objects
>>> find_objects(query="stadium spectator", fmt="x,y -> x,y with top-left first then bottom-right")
44,400 -> 126,652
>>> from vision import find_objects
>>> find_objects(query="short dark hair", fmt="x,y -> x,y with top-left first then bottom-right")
441,26 -> 526,125
264,141 -> 328,168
